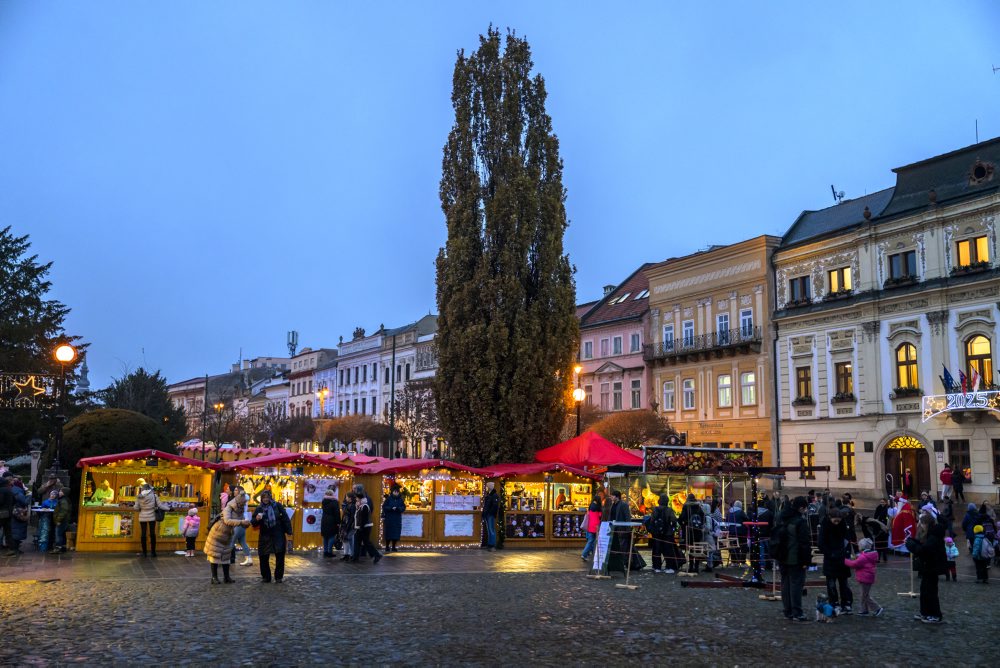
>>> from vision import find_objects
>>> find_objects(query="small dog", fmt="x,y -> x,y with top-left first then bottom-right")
815,593 -> 836,623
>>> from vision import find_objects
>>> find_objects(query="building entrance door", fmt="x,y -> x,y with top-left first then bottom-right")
884,436 -> 930,498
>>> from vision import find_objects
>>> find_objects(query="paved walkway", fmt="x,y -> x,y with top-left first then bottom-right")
0,546 -> 586,582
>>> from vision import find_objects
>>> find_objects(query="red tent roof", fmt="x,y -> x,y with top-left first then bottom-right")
534,431 -> 643,468
222,452 -> 357,473
481,462 -> 601,480
357,458 -> 490,477
76,449 -> 223,470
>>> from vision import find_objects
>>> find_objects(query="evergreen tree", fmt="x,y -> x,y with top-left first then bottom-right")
99,368 -> 188,443
435,28 -> 578,466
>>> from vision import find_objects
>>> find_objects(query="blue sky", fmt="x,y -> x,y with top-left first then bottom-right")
1,2 -> 998,389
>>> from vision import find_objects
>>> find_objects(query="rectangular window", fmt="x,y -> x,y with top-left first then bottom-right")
682,320 -> 694,347
371,396 -> 377,415
612,382 -> 623,410
740,308 -> 753,337
353,398 -> 359,414
630,333 -> 640,353
838,441 -> 856,480
799,443 -> 816,479
789,276 -> 811,303
600,383 -> 610,411
631,379 -> 641,409
361,397 -> 367,415
373,363 -> 378,380
717,374 -> 732,408
835,361 -> 853,396
948,439 -> 971,475
354,367 -> 359,384
662,381 -> 675,410
993,439 -> 1000,483
600,339 -> 609,357
717,313 -> 730,344
362,366 -> 367,383
584,384 -> 593,406
612,336 -> 623,356
957,235 -> 990,267
796,366 -> 812,400
308,380 -> 312,393
741,371 -> 757,405
583,341 -> 593,359
888,250 -> 917,280
682,379 -> 695,410
745,441 -> 758,451
338,401 -> 343,416
663,325 -> 674,351
828,266 -> 853,293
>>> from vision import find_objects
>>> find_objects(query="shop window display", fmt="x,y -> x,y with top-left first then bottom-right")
434,479 -> 482,511
552,513 -> 586,538
386,477 -> 433,511
506,482 -> 546,511
508,513 -> 545,538
550,483 -> 591,511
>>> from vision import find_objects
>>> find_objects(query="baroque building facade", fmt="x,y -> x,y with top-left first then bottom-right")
773,138 -> 1000,502
643,236 -> 780,464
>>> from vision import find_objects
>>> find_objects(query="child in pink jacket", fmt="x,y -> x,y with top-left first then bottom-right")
845,537 -> 883,616
181,507 -> 201,557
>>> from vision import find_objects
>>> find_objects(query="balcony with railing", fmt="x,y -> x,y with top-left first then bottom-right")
643,326 -> 763,363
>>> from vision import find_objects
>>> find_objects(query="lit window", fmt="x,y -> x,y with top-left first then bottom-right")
838,442 -> 855,480
966,335 -> 993,386
795,367 -> 812,399
835,361 -> 853,396
828,266 -> 852,293
799,443 -> 815,479
717,374 -> 732,408
895,343 -> 919,389
957,235 -> 990,267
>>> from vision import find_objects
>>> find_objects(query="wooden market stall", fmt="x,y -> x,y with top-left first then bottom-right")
482,462 -> 600,548
75,449 -> 221,553
353,459 -> 490,547
222,452 -> 357,552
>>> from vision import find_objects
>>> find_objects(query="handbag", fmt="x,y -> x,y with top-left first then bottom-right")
153,495 -> 166,523
13,506 -> 29,522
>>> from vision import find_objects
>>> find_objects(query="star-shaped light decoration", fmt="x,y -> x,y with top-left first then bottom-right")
13,376 -> 46,398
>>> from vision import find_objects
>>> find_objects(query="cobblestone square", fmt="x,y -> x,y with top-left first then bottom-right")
1,547 -> 996,666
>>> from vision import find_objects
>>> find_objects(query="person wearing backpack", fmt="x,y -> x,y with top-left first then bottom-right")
726,500 -> 749,565
648,494 -> 679,573
771,496 -> 812,621
972,525 -> 994,583
679,494 -> 706,573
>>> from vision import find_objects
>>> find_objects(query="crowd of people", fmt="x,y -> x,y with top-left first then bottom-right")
0,471 -> 71,556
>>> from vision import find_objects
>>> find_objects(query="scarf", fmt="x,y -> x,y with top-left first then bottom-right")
262,503 -> 277,529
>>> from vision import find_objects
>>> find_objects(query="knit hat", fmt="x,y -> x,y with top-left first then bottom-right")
974,524 -> 984,534
858,537 -> 873,551
187,507 -> 198,516
969,503 -> 978,511
945,536 -> 954,544
733,500 -> 742,510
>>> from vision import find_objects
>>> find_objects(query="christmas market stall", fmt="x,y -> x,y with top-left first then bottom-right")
481,462 -> 600,548
223,452 -> 356,551
353,459 -> 490,546
75,450 -> 221,553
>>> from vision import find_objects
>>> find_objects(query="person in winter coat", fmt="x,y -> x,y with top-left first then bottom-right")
726,500 -> 750,566
951,466 -> 966,502
37,490 -> 59,552
649,494 -> 681,573
939,464 -> 953,500
350,485 -> 382,564
482,482 -> 500,549
971,525 -> 991,583
339,492 -> 357,561
381,484 -> 406,552
962,503 -> 979,553
52,488 -> 71,554
818,508 -> 854,613
581,495 -> 602,561
771,496 -> 812,621
0,477 -> 15,555
845,537 -> 883,616
906,512 -> 947,623
205,493 -> 250,584
861,515 -> 891,563
251,489 -> 294,582
320,488 -> 341,558
607,490 -> 632,576
678,495 -> 706,573
181,507 -> 201,557
9,481 -> 28,554
133,480 -> 165,558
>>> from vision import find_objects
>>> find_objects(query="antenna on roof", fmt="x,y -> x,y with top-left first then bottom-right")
830,185 -> 845,204
993,65 -> 1000,74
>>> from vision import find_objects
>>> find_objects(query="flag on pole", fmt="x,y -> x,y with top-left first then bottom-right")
959,370 -> 968,395
942,365 -> 956,392
971,367 -> 981,393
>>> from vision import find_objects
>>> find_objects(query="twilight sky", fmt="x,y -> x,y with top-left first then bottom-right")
1,2 -> 998,389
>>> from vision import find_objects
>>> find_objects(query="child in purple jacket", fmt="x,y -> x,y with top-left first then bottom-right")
845,537 -> 883,616
182,507 -> 201,557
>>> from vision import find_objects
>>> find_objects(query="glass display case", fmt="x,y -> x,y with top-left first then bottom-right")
434,479 -> 482,511
506,482 -> 546,511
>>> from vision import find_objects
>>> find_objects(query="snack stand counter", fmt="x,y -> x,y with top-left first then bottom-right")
482,463 -> 600,548
223,452 -> 357,551
353,459 -> 490,546
75,450 -> 221,553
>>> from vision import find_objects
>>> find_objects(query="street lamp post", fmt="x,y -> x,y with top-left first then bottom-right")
52,343 -> 77,469
315,387 -> 328,417
572,363 -> 584,437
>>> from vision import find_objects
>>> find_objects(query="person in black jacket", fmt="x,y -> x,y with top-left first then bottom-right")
250,490 -> 293,583
351,485 -> 382,565
818,508 -> 854,613
482,482 -> 500,550
320,489 -> 341,558
906,513 -> 947,623
649,494 -> 681,573
607,490 -> 632,576
678,495 -> 706,573
771,496 -> 812,621
0,478 -> 15,555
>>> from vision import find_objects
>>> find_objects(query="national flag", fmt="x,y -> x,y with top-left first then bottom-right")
971,367 -> 981,393
942,365 -> 955,392
959,370 -> 968,395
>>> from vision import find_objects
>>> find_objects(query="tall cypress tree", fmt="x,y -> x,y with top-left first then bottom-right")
436,28 -> 578,466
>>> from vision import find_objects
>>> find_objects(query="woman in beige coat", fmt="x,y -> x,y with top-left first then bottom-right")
204,490 -> 249,584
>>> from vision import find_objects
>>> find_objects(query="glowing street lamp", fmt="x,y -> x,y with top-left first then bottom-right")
315,386 -> 329,417
52,342 -> 78,467
573,387 -> 586,436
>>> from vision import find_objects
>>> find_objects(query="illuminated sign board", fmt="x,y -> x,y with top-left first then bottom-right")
922,390 -> 1000,422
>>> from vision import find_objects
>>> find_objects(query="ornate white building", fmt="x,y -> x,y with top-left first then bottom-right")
773,138 -> 1000,502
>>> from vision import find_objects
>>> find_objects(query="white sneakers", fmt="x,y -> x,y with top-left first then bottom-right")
240,557 -> 253,566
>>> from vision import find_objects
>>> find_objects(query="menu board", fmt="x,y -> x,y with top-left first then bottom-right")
301,508 -> 322,533
507,513 -> 545,539
400,514 -> 424,537
435,494 -> 479,511
443,514 -> 474,537
591,521 -> 612,571
93,512 -> 133,539
158,513 -> 186,538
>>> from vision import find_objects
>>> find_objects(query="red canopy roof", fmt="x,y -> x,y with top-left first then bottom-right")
222,452 -> 357,473
534,431 -> 643,468
76,449 -> 223,470
481,462 -> 601,480
357,458 -> 490,477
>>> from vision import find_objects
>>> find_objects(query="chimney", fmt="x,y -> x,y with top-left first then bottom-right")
603,285 -> 615,297
231,363 -> 240,373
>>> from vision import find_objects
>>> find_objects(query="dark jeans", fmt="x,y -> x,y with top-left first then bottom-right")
259,551 -> 285,581
54,521 -> 68,549
582,531 -> 596,558
974,558 -> 990,582
483,514 -> 496,547
651,536 -> 682,571
323,535 -> 337,555
919,573 -> 942,618
780,563 -> 806,618
353,526 -> 380,560
953,488 -> 965,502
139,520 -> 156,555
0,517 -> 12,549
185,536 -> 196,551
826,575 -> 854,608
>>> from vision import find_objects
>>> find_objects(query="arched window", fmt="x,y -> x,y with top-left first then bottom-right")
966,335 -> 993,387
895,343 -> 919,389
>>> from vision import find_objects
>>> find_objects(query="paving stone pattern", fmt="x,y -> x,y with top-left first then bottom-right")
0,548 -> 996,666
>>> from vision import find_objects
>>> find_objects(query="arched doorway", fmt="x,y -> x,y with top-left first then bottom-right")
883,435 -> 930,499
